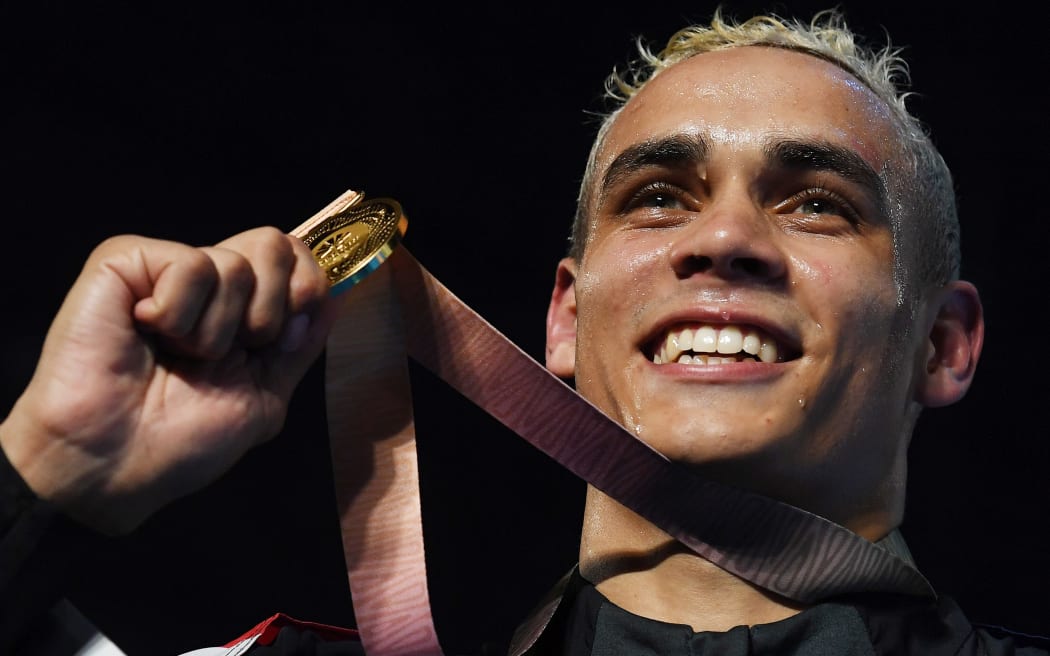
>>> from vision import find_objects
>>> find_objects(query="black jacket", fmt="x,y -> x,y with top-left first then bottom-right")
2,448 -> 1046,655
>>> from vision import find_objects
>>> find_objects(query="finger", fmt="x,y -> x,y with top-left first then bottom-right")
171,246 -> 256,360
262,286 -> 341,403
285,234 -> 329,312
215,227 -> 297,348
121,238 -> 218,338
286,233 -> 330,315
254,234 -> 341,405
269,235 -> 330,354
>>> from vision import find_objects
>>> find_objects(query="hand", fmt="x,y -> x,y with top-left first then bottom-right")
0,227 -> 338,534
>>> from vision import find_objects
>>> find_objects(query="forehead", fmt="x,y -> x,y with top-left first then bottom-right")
598,46 -> 898,172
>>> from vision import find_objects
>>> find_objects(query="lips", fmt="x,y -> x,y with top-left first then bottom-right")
650,323 -> 790,364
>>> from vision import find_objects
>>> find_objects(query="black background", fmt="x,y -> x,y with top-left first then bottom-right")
1,2 -> 1047,654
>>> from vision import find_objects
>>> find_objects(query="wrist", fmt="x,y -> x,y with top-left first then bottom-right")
0,397 -> 65,505
0,403 -> 135,535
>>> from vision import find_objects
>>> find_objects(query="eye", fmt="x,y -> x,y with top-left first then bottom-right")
624,182 -> 689,212
798,197 -> 837,215
783,188 -> 859,223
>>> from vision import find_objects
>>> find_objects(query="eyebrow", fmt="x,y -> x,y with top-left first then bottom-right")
599,133 -> 710,197
763,138 -> 887,212
597,132 -> 889,217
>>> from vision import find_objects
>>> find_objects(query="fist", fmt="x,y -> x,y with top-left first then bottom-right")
0,227 -> 339,533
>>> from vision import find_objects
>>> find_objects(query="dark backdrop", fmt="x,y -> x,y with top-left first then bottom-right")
2,2 -> 1047,654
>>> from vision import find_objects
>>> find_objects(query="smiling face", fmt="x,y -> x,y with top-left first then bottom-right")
547,46 -> 939,535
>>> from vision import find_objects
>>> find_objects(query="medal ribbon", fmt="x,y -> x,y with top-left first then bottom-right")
300,192 -> 934,656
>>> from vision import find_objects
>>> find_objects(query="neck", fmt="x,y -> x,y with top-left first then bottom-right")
578,486 -> 807,633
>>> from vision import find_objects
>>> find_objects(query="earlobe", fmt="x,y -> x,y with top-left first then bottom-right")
914,280 -> 985,407
546,257 -> 578,379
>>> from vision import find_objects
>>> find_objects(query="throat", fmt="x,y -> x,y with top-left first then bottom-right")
579,487 -> 806,632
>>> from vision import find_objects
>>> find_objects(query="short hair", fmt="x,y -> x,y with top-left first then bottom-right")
569,7 -> 960,295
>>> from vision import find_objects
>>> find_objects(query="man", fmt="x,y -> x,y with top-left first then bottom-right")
0,7 -> 1045,655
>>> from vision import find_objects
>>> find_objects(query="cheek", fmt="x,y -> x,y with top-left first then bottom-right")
578,235 -> 671,317
791,243 -> 896,306
788,254 -> 834,287
790,249 -> 901,358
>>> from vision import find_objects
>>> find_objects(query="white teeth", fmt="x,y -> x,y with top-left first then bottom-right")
678,328 -> 694,351
716,326 -> 743,354
742,330 -> 761,355
653,323 -> 785,365
694,326 -> 717,353
759,339 -> 778,363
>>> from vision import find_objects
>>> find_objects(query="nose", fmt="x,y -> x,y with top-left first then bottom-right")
668,195 -> 787,284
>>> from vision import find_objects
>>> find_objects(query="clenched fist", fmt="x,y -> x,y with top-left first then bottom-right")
0,227 -> 339,534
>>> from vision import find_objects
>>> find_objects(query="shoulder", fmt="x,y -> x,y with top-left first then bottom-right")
853,592 -> 1049,655
972,623 -> 1050,655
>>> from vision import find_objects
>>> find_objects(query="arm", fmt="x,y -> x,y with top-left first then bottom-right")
0,227 -> 338,647
0,438 -> 107,652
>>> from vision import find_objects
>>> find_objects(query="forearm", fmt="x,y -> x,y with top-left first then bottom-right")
0,439 -> 105,652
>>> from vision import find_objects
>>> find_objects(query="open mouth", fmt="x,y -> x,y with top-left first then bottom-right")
648,323 -> 795,364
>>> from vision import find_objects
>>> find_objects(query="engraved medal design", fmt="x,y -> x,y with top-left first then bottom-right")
292,192 -> 408,295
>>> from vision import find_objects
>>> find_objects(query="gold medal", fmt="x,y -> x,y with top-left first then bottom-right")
291,189 -> 408,295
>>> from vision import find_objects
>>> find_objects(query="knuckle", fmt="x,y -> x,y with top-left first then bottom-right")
206,248 -> 254,295
265,231 -> 297,271
240,227 -> 295,265
224,254 -> 256,292
185,249 -> 219,283
91,235 -> 152,269
254,226 -> 292,249
94,234 -> 139,254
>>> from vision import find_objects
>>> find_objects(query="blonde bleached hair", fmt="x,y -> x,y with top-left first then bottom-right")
570,7 -> 960,294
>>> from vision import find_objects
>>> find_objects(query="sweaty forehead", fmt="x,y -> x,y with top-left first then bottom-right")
599,46 -> 897,172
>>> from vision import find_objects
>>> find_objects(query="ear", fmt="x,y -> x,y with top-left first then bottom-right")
914,280 -> 985,407
545,257 -> 578,378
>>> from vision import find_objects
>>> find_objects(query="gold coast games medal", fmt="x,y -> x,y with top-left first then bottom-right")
291,191 -> 408,295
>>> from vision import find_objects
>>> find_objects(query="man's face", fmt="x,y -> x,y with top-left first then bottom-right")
547,47 -> 932,533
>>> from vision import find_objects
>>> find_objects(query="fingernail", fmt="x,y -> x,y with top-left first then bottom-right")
279,313 -> 310,352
